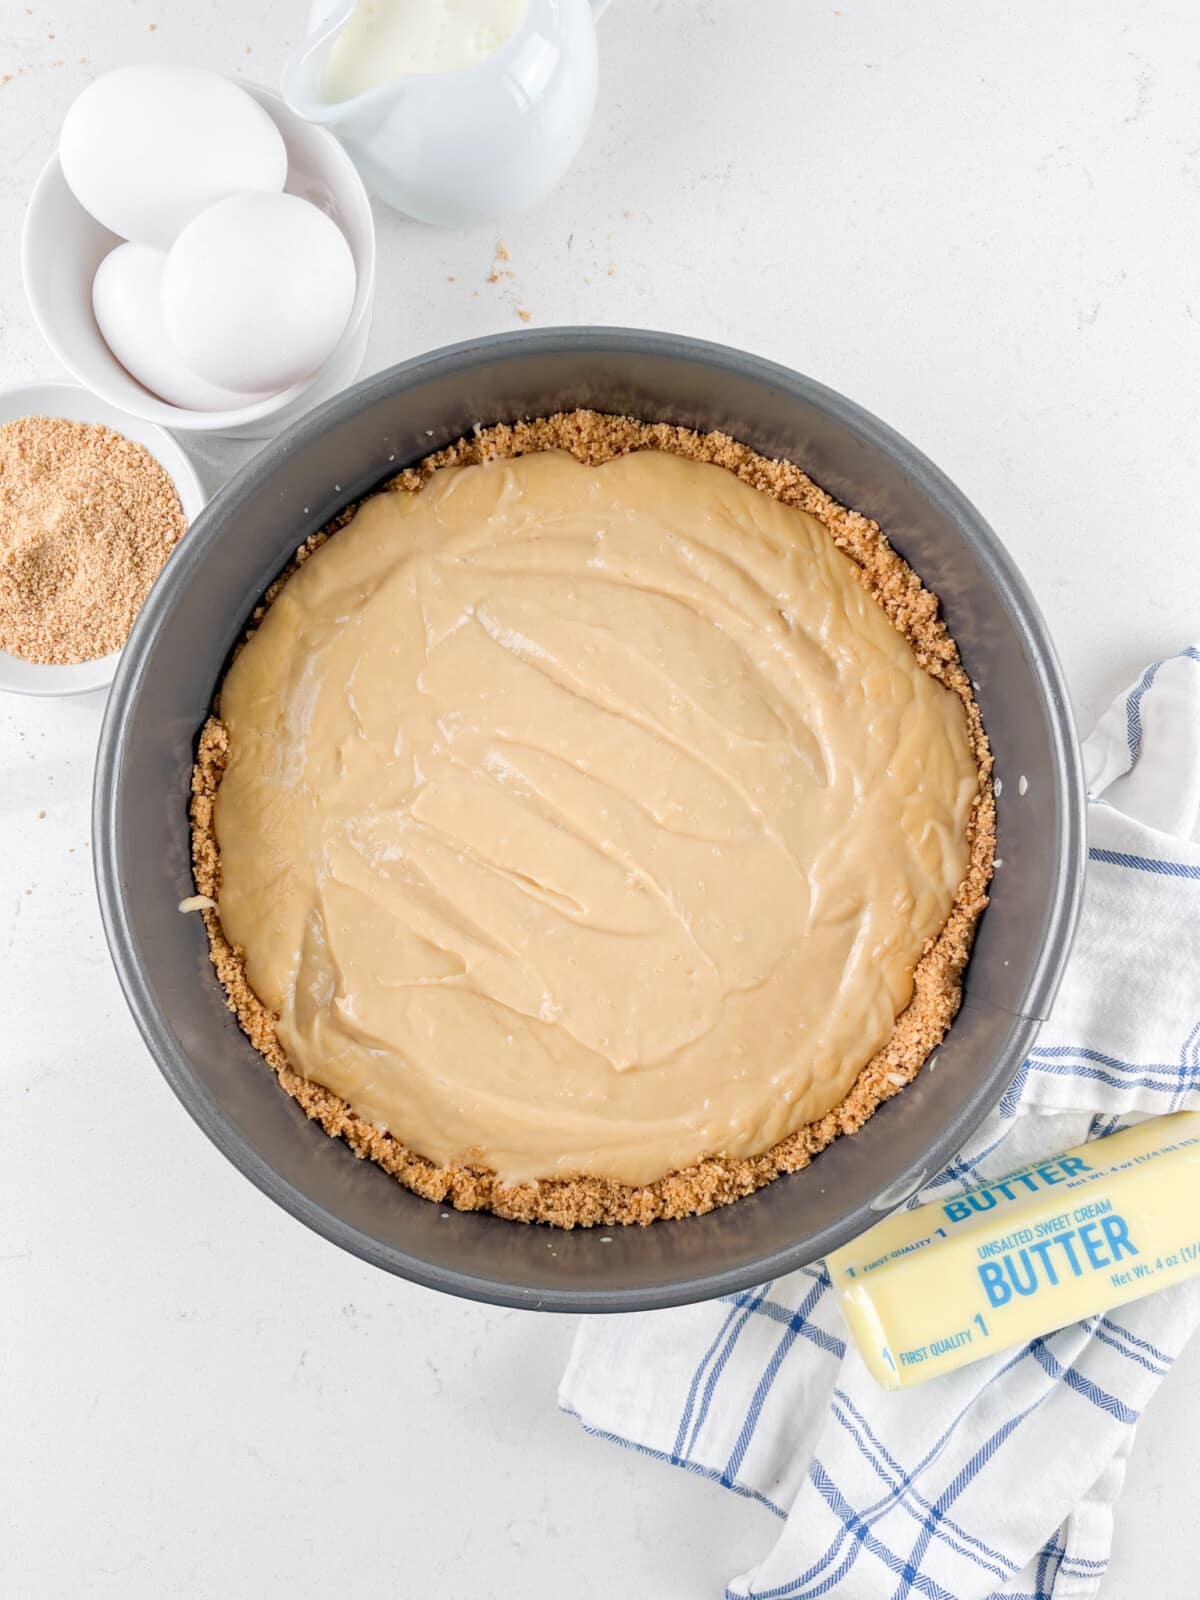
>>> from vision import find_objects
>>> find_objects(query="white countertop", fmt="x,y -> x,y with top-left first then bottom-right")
3,3 -> 1198,1596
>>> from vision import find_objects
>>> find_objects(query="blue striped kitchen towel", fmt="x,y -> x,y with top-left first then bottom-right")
561,648 -> 1200,1599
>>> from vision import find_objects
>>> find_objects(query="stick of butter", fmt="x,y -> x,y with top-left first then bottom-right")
827,1112 -> 1200,1389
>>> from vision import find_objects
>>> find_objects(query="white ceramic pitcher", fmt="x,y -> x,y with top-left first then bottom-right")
281,0 -> 608,226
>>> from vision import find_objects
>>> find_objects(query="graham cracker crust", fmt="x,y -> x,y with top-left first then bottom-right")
189,410 -> 995,1228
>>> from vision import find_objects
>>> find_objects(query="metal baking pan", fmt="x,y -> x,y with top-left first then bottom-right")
94,328 -> 1086,1311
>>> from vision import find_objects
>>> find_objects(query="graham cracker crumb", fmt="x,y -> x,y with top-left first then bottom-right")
0,416 -> 185,664
191,410 -> 994,1228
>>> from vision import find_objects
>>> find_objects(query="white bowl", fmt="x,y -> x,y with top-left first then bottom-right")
0,381 -> 207,696
21,83 -> 375,441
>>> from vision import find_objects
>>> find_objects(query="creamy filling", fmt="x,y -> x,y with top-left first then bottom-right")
214,448 -> 977,1185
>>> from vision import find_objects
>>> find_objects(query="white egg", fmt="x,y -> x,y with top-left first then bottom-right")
161,193 -> 356,394
60,65 -> 287,249
93,243 -> 271,413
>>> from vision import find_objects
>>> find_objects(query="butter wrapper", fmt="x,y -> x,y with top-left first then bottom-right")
827,1112 -> 1200,1389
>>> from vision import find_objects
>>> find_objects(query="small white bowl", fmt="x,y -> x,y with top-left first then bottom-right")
0,380 -> 207,697
21,83 -> 375,441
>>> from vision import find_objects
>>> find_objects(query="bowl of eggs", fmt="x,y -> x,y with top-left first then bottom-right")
22,66 -> 375,439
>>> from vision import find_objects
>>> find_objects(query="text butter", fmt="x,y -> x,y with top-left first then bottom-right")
827,1112 -> 1200,1389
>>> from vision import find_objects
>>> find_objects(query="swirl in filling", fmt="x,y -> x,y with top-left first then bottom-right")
214,448 -> 977,1184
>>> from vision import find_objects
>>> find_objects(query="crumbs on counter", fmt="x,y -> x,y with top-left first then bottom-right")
487,239 -> 515,281
484,239 -> 530,322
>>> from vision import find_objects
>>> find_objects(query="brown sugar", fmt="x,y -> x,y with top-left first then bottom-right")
0,416 -> 186,664
191,410 -> 995,1228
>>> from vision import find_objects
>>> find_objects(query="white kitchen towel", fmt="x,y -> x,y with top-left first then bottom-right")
561,647 -> 1200,1600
